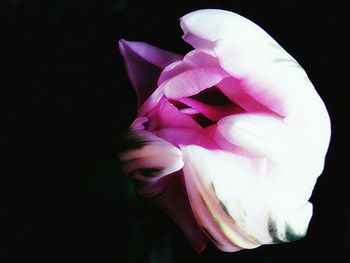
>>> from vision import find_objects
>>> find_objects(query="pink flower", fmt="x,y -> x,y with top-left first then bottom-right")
117,9 -> 331,252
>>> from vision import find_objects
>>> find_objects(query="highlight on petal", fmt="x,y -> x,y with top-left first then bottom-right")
119,39 -> 182,107
217,112 -> 319,210
181,145 -> 313,251
163,66 -> 229,99
180,9 -> 331,160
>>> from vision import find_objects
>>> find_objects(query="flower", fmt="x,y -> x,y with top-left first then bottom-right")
117,9 -> 331,252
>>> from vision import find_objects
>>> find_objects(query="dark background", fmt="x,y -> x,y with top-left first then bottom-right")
1,0 -> 348,262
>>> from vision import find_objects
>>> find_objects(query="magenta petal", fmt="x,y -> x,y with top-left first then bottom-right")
164,66 -> 229,99
119,39 -> 182,107
158,127 -> 219,149
158,99 -> 202,130
158,49 -> 218,85
178,97 -> 244,121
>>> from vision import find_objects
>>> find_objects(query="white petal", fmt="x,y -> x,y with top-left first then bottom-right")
181,145 -> 269,250
118,130 -> 184,198
217,113 -> 319,210
181,145 -> 314,250
180,9 -> 331,165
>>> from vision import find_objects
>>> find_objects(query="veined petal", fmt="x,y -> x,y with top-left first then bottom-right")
181,145 -> 313,250
180,9 -> 331,161
119,39 -> 182,107
181,145 -> 268,250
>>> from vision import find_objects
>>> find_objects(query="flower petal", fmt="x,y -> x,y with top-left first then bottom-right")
217,113 -> 319,210
158,99 -> 202,130
217,77 -> 273,113
119,39 -> 182,107
158,127 -> 219,149
158,49 -> 218,85
145,99 -> 202,132
117,129 -> 184,199
181,145 -> 313,250
180,9 -> 331,161
164,66 -> 230,99
178,97 -> 244,121
117,130 -> 207,252
181,145 -> 267,250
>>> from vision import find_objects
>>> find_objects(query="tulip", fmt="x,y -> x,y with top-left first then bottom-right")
117,9 -> 331,252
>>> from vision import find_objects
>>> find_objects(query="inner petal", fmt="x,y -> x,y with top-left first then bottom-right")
217,77 -> 278,115
163,66 -> 230,99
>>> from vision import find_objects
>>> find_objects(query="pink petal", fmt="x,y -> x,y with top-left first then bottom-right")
158,49 -> 219,85
137,84 -> 165,117
217,77 -> 273,114
178,97 -> 244,121
164,66 -> 230,99
130,116 -> 149,130
157,60 -> 192,86
158,99 -> 202,130
158,128 -> 219,149
145,99 -> 202,132
139,50 -> 222,116
119,39 -> 182,107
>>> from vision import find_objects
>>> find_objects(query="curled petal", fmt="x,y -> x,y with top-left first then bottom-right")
181,145 -> 313,251
178,97 -> 244,122
158,99 -> 202,130
117,130 -> 207,251
117,130 -> 184,199
164,66 -> 230,99
139,66 -> 229,116
217,113 -> 319,209
158,49 -> 218,85
180,9 -> 331,161
119,39 -> 182,107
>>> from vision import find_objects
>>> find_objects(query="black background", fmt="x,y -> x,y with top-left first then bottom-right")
1,0 -> 348,262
